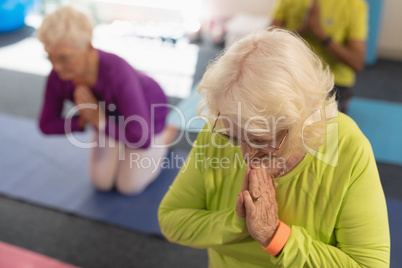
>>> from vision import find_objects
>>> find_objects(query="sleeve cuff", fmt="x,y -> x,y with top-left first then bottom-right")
233,212 -> 247,229
262,221 -> 291,256
70,116 -> 85,132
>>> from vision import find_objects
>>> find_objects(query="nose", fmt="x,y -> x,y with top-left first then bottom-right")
240,143 -> 258,162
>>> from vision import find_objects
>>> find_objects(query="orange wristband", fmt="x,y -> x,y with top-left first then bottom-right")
262,221 -> 291,256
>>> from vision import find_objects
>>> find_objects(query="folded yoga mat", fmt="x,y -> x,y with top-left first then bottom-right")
0,241 -> 78,268
0,113 -> 188,235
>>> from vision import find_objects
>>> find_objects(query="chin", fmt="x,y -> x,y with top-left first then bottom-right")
56,72 -> 73,81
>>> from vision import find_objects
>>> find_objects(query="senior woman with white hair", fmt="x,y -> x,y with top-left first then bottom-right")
158,28 -> 390,267
38,5 -> 168,195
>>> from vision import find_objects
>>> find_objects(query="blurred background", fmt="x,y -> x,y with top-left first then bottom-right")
0,0 -> 401,267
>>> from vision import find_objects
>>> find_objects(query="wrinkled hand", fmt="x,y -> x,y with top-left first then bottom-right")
242,166 -> 280,247
74,85 -> 103,128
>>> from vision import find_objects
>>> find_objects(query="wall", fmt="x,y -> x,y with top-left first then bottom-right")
202,0 -> 277,19
94,0 -> 401,61
208,0 -> 402,61
377,0 -> 402,61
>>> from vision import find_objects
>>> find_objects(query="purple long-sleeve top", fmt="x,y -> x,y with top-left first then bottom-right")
39,49 -> 168,149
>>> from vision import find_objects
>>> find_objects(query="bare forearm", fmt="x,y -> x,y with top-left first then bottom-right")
326,40 -> 364,71
271,19 -> 365,72
315,31 -> 365,72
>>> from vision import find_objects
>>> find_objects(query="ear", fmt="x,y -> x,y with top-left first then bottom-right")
88,42 -> 94,49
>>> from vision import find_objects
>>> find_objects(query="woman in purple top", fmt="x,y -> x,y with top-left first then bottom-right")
37,5 -> 168,195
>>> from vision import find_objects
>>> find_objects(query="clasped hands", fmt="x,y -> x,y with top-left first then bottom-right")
236,165 -> 280,248
73,85 -> 104,129
298,0 -> 327,40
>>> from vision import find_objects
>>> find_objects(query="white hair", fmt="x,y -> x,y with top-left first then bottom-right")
38,4 -> 94,49
198,28 -> 336,157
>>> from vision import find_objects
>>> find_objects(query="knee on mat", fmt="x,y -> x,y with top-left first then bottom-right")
90,174 -> 114,192
115,180 -> 148,196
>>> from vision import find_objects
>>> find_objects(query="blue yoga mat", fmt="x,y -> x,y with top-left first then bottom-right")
0,113 -> 188,235
348,97 -> 402,166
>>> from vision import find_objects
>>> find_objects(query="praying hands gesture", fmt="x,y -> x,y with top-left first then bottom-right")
298,0 -> 326,40
271,0 -> 366,72
236,166 -> 280,247
74,85 -> 105,129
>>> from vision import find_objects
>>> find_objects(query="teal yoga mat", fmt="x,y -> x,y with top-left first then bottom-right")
348,97 -> 402,166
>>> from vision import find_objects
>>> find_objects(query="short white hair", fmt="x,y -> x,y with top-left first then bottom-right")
38,4 -> 94,49
198,28 -> 336,157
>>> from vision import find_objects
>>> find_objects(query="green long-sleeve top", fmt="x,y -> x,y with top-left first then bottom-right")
158,113 -> 390,267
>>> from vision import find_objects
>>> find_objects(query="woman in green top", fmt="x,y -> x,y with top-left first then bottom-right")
158,28 -> 390,267
270,0 -> 368,113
